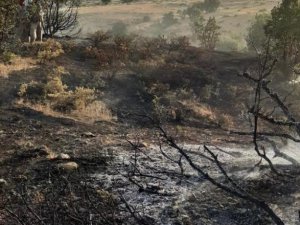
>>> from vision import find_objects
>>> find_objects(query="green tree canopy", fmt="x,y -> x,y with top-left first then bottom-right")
0,0 -> 18,50
266,0 -> 300,61
190,13 -> 220,50
200,0 -> 220,13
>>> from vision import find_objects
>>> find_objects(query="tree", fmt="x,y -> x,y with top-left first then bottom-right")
200,0 -> 220,13
0,0 -> 18,51
41,0 -> 81,37
190,15 -> 220,50
200,17 -> 220,50
161,12 -> 177,28
265,0 -> 300,63
101,0 -> 111,4
111,21 -> 127,36
41,0 -> 134,37
183,0 -> 220,18
99,0 -> 136,4
124,44 -> 296,225
189,10 -> 205,35
246,13 -> 270,52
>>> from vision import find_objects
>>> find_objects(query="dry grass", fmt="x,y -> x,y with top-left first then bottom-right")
192,105 -> 217,121
77,0 -> 279,48
15,99 -> 69,118
79,3 -> 175,15
0,57 -> 37,78
218,113 -> 235,128
16,98 -> 114,124
182,100 -> 217,121
71,100 -> 114,123
181,100 -> 234,127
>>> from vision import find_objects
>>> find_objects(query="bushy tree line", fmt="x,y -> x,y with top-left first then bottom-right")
0,0 -> 81,50
0,0 -> 18,51
183,0 -> 220,17
266,0 -> 300,62
0,0 -> 140,50
41,0 -> 81,37
247,0 -> 300,64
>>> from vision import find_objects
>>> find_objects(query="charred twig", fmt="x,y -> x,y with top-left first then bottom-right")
228,130 -> 300,143
119,195 -> 150,225
262,137 -> 300,166
204,145 -> 246,193
156,125 -> 284,225
241,71 -> 300,136
4,208 -> 26,225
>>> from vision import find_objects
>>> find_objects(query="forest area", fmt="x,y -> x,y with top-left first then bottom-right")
0,0 -> 300,224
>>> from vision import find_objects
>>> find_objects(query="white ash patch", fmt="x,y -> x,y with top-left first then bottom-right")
90,142 -> 300,224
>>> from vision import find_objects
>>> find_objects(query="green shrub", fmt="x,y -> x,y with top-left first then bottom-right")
1,50 -> 16,63
18,81 -> 46,102
24,39 -> 64,59
101,0 -> 111,4
217,38 -> 239,52
216,34 -> 246,52
60,40 -> 77,53
77,71 -> 106,89
200,0 -> 220,13
143,15 -> 151,22
44,76 -> 67,97
201,84 -> 213,100
36,39 -> 64,63
73,87 -> 96,109
246,13 -> 270,52
121,0 -> 135,3
183,0 -> 220,18
183,2 -> 203,19
18,67 -> 96,113
169,36 -> 190,51
144,36 -> 169,53
114,35 -> 133,53
0,1 -> 18,51
89,31 -> 111,48
84,46 -> 114,66
111,21 -> 127,36
161,12 -> 178,28
51,87 -> 95,112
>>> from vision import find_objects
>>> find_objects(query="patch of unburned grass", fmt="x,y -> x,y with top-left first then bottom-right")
0,57 -> 37,77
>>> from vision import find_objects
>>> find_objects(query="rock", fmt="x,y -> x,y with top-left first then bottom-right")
82,132 -> 96,138
37,145 -> 52,156
148,182 -> 161,190
132,141 -> 149,148
23,145 -> 52,159
58,118 -> 76,126
47,152 -> 58,160
181,214 -> 192,225
57,153 -> 71,160
96,189 -> 114,199
171,109 -> 182,122
14,175 -> 27,181
239,208 -> 247,213
57,162 -> 79,171
140,142 -> 149,148
79,207 -> 87,213
0,179 -> 7,186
